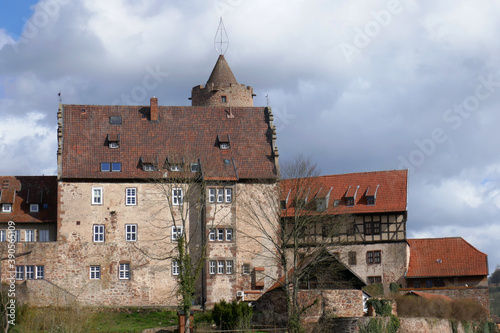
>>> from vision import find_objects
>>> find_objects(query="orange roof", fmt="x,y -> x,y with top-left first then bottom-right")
407,238 -> 488,278
0,176 -> 57,223
280,170 -> 407,216
406,291 -> 453,302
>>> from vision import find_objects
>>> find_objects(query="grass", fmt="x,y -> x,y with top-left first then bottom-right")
90,308 -> 178,332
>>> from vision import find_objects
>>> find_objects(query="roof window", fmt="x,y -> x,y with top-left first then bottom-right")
366,185 -> 379,206
107,134 -> 120,149
217,134 -> 231,150
190,163 -> 200,172
109,116 -> 122,124
345,185 -> 359,207
2,203 -> 12,213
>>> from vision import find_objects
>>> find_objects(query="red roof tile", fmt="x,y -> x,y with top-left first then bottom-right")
60,105 -> 278,180
407,238 -> 488,278
281,170 -> 407,216
0,176 -> 57,223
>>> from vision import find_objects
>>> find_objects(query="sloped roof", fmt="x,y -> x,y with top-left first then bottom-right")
60,104 -> 278,180
280,169 -> 407,216
206,55 -> 238,87
405,290 -> 453,302
0,176 -> 57,223
406,238 -> 488,278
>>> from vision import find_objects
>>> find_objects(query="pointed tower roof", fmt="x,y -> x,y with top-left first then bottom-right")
206,55 -> 238,87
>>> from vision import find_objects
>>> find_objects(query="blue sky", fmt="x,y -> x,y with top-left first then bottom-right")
0,0 -> 499,275
0,0 -> 38,37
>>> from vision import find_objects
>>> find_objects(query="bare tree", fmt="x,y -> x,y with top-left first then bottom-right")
239,155 -> 352,333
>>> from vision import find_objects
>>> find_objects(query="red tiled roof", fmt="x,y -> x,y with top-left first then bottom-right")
280,170 -> 407,216
0,176 -> 57,223
407,238 -> 488,278
406,291 -> 453,302
60,105 -> 278,180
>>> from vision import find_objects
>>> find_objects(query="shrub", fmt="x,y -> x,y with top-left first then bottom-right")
212,300 -> 253,331
358,315 -> 400,333
451,299 -> 489,322
367,298 -> 392,317
389,283 -> 401,294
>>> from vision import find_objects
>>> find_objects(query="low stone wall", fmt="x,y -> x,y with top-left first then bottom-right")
400,287 -> 490,310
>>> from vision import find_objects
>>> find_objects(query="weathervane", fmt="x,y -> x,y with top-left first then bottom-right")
214,17 -> 229,55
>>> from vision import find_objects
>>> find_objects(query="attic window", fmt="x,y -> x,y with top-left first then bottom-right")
334,200 -> 340,207
220,143 -> 230,149
190,163 -> 200,172
2,204 -> 12,213
109,116 -> 122,124
366,185 -> 379,206
218,135 -> 230,149
345,185 -> 359,207
221,96 -> 227,103
107,134 -> 120,149
223,159 -> 231,165
280,200 -> 287,210
30,204 -> 39,213
143,164 -> 155,172
81,108 -> 86,114
170,165 -> 181,172
316,198 -> 327,212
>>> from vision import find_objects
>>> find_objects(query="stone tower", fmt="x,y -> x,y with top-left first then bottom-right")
191,55 -> 255,107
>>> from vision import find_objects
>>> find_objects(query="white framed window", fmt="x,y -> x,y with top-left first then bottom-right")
225,188 -> 232,203
26,265 -> 35,279
111,162 -> 121,172
171,226 -> 183,241
226,260 -> 233,274
30,204 -> 39,212
119,263 -> 130,279
209,260 -> 216,275
172,260 -> 180,276
109,142 -> 119,149
90,265 -> 101,279
125,188 -> 137,206
242,263 -> 251,275
16,266 -> 24,280
39,230 -> 49,242
217,189 -> 224,203
217,229 -> 224,241
9,230 -> 20,242
209,189 -> 216,203
25,230 -> 35,242
143,164 -> 155,172
218,260 -> 225,274
170,165 -> 180,172
0,230 -> 5,242
226,228 -> 233,241
93,225 -> 105,242
172,188 -> 183,205
125,224 -> 137,241
190,163 -> 200,172
208,228 -> 216,241
36,265 -> 44,279
92,187 -> 103,205
2,204 -> 12,213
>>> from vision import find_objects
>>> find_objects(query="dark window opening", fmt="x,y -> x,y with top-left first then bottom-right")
348,251 -> 357,265
221,96 -> 227,103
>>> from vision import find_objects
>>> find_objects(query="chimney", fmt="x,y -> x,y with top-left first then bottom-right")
150,97 -> 158,121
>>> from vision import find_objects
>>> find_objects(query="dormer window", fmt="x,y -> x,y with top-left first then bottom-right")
345,185 -> 359,207
223,159 -> 231,165
280,200 -> 287,210
366,185 -> 379,206
316,199 -> 327,212
30,204 -> 39,213
143,164 -> 155,172
217,134 -> 231,150
221,96 -> 227,103
190,163 -> 200,172
107,134 -> 120,149
170,165 -> 180,172
2,204 -> 12,213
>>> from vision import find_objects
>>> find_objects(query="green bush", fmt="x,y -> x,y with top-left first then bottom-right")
359,315 -> 400,333
389,283 -> 401,294
212,300 -> 253,331
367,298 -> 392,316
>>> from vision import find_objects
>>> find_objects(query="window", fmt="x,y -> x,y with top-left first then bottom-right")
208,228 -> 216,241
367,251 -> 381,264
242,264 -> 251,275
25,230 -> 35,242
225,188 -> 232,203
39,230 -> 49,242
26,265 -> 35,279
101,163 -> 111,172
226,260 -> 233,274
172,188 -> 183,205
364,221 -> 381,235
16,266 -> 24,280
111,162 -> 121,172
218,260 -> 225,274
190,163 -> 200,172
109,142 -> 119,149
346,198 -> 355,206
226,228 -> 233,241
209,260 -> 216,275
334,199 -> 340,207
30,204 -> 39,212
217,229 -> 224,241
170,165 -> 180,171
368,276 -> 382,284
347,222 -> 355,236
348,251 -> 357,265
125,224 -> 137,241
119,263 -> 130,279
220,143 -> 230,149
93,225 -> 105,242
217,189 -> 224,203
209,189 -> 216,203
172,260 -> 179,276
221,96 -> 227,103
143,164 -> 155,172
426,280 -> 433,288
125,188 -> 137,206
0,230 -> 5,242
92,187 -> 103,205
171,226 -> 183,241
10,230 -> 20,242
109,116 -> 122,124
367,196 -> 375,205
90,266 -> 101,279
36,265 -> 44,279
223,159 -> 231,165
2,204 -> 12,213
